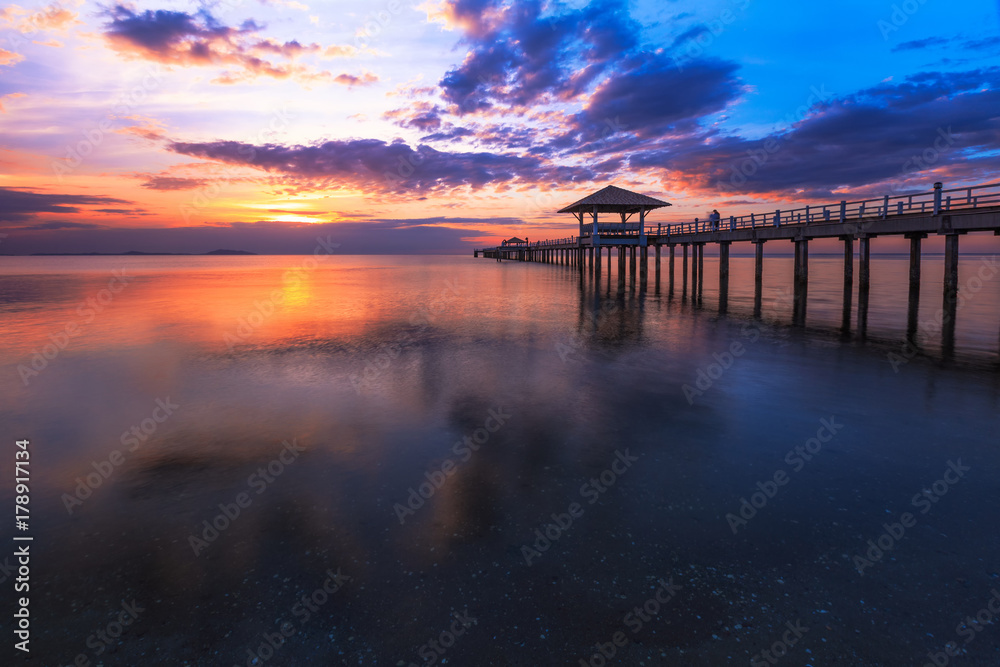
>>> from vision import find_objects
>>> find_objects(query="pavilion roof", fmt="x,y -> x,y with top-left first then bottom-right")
557,185 -> 671,214
505,237 -> 526,244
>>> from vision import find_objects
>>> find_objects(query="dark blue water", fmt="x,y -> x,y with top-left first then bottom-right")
1,255 -> 999,666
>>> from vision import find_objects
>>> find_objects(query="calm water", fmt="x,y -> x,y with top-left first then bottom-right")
1,254 -> 1000,666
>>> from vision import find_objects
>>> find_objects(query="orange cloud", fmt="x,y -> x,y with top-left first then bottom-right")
0,2 -> 80,34
0,48 -> 24,67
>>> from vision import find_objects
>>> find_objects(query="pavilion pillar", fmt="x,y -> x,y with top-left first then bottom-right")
719,241 -> 730,314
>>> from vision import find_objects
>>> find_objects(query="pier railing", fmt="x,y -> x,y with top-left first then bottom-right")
657,181 -> 1000,237
476,182 -> 1000,255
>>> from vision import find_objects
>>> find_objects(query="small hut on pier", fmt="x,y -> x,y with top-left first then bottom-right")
558,185 -> 670,245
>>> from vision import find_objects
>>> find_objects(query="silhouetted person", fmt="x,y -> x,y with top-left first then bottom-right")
710,209 -> 721,231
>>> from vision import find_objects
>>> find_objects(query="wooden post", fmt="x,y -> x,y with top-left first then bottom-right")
754,241 -> 764,318
943,233 -> 959,353
719,241 -> 730,314
639,246 -> 648,289
906,234 -> 924,343
696,243 -> 704,299
668,245 -> 675,296
841,237 -> 853,335
629,245 -> 637,282
858,237 -> 870,339
691,243 -> 698,296
654,244 -> 661,287
618,246 -> 626,286
682,244 -> 689,297
589,246 -> 594,271
594,246 -> 601,276
793,239 -> 808,326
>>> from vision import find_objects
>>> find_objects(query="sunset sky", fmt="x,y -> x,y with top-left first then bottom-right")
1,0 -> 999,254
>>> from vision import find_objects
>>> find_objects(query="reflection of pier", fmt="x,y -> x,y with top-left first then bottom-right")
476,182 -> 1000,353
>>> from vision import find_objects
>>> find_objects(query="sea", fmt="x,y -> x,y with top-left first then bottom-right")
1,253 -> 999,666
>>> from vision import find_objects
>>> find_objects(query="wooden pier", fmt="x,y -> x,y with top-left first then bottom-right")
476,182 -> 1000,351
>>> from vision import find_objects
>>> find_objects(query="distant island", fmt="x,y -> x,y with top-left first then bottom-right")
27,249 -> 258,256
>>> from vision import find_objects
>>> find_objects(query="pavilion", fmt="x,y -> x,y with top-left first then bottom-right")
557,185 -> 671,247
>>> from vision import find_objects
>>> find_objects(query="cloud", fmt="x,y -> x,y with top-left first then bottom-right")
0,92 -> 26,112
166,137 -> 595,194
570,55 -> 742,142
0,188 -> 132,225
435,0 -> 641,114
0,2 -> 80,34
101,5 -> 376,86
0,47 -> 24,67
31,220 -> 106,230
892,33 -> 1000,53
633,67 -> 1000,197
332,72 -> 378,86
140,175 -> 207,191
892,36 -> 952,52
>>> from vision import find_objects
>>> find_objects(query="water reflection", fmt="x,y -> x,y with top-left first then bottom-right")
2,255 -> 1000,664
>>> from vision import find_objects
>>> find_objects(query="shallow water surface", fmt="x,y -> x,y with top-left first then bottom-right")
1,254 -> 999,666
